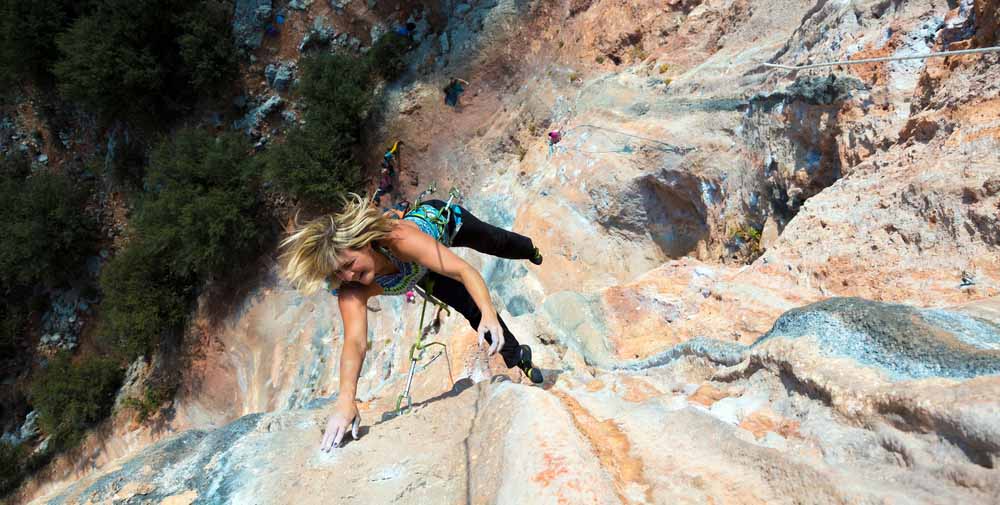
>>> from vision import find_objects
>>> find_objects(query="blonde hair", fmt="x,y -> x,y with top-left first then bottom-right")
280,193 -> 394,294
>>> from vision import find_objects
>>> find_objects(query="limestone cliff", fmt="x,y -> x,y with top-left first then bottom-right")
17,0 -> 1000,503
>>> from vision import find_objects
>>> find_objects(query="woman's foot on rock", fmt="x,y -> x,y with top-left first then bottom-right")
516,344 -> 544,384
529,247 -> 543,266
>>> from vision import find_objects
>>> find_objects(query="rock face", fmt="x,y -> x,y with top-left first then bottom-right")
36,299 -> 1000,503
0,411 -> 39,447
264,62 -> 294,91
19,0 -> 1000,503
756,297 -> 1000,379
232,0 -> 273,49
232,95 -> 283,134
36,289 -> 93,352
743,74 -> 867,222
298,16 -> 336,52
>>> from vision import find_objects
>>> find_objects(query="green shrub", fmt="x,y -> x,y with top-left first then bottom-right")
102,133 -> 149,190
0,303 -> 27,367
0,438 -> 53,499
0,440 -> 27,497
54,4 -> 164,119
731,225 -> 763,262
176,0 -> 238,96
0,154 -> 29,179
0,170 -> 95,289
366,31 -> 410,82
97,243 -> 188,359
29,353 -> 123,450
138,129 -> 264,279
53,0 -> 237,120
264,53 -> 371,205
99,129 -> 266,358
0,0 -> 90,83
121,382 -> 175,422
263,37 -> 416,205
298,52 -> 373,131
264,123 -> 363,205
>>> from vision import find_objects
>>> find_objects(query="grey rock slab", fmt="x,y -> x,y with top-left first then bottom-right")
266,62 -> 294,91
233,0 -> 273,49
755,297 -> 1000,380
232,95 -> 283,134
299,17 -> 336,52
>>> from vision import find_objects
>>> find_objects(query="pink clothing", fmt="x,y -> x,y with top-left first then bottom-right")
548,130 -> 562,144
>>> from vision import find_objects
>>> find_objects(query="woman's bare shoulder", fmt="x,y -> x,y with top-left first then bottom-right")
384,219 -> 421,244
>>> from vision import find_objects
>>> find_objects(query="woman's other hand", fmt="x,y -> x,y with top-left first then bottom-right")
320,398 -> 360,451
477,315 -> 504,356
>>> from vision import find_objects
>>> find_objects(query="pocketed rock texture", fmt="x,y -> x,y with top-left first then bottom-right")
17,0 -> 1000,503
34,298 -> 1000,504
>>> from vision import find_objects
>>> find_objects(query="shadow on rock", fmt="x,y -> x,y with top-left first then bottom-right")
377,377 -> 477,424
337,425 -> 371,448
538,367 -> 564,390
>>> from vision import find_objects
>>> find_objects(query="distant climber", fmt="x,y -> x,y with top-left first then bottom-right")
382,140 -> 403,174
265,13 -> 284,37
393,22 -> 419,50
280,193 -> 545,451
547,128 -> 563,155
372,167 -> 394,205
395,22 -> 417,37
443,77 -> 470,107
548,129 -> 562,145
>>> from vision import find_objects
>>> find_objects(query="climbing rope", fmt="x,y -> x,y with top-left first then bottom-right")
551,124 -> 694,157
414,181 -> 438,205
395,277 -> 455,414
763,45 -> 1000,71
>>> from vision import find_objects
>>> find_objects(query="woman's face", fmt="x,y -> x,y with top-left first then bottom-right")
333,245 -> 377,285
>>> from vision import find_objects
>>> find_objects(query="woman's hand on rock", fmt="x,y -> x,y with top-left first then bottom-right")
477,316 -> 504,356
320,398 -> 360,451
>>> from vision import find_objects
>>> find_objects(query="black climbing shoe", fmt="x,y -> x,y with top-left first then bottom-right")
516,344 -> 544,384
529,247 -> 543,266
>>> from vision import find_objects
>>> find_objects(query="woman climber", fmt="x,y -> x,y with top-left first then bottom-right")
280,193 -> 545,451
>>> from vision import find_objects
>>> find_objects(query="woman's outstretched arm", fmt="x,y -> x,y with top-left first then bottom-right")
321,283 -> 378,451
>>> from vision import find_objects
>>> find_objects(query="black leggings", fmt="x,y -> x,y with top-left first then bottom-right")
417,200 -> 535,368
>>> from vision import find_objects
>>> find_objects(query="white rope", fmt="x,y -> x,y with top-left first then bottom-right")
764,46 -> 1000,70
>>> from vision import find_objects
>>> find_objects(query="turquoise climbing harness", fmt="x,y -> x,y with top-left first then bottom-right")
404,186 -> 464,246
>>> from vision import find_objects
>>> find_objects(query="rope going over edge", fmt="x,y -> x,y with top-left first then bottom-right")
764,46 -> 1000,71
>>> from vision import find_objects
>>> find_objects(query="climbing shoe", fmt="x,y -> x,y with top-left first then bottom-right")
516,345 -> 544,384
529,247 -> 543,266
